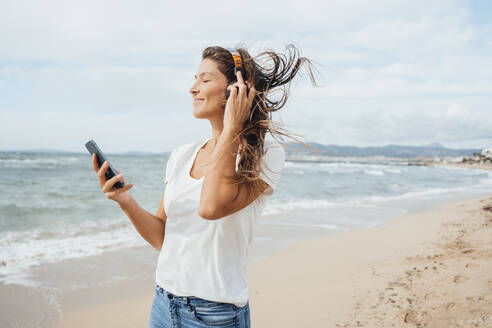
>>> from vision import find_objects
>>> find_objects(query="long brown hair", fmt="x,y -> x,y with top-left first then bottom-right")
202,44 -> 321,199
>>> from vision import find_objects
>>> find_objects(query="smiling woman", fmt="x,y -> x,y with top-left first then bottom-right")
190,45 -> 321,199
96,44 -> 321,328
149,45 -> 322,328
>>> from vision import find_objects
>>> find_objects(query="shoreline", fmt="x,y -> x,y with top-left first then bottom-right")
42,193 -> 492,327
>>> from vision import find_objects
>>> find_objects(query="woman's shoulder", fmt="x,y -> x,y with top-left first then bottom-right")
168,140 -> 202,161
174,140 -> 198,152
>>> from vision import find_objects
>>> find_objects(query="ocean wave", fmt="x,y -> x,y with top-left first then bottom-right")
263,178 -> 492,216
0,218 -> 146,285
363,169 -> 385,176
365,187 -> 468,202
0,156 -> 81,168
384,168 -> 402,174
263,198 -> 374,215
284,161 -> 408,175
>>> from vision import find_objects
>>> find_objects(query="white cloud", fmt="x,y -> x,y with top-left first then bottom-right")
0,0 -> 491,151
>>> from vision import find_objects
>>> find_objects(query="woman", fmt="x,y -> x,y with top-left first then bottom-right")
91,45 -> 319,327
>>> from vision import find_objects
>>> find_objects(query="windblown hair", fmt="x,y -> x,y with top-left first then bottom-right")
201,44 -> 321,199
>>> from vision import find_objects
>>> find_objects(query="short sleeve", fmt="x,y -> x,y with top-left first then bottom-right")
164,148 -> 177,184
259,142 -> 286,196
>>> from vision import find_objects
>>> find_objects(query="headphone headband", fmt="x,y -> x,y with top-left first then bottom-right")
227,48 -> 244,80
224,47 -> 249,99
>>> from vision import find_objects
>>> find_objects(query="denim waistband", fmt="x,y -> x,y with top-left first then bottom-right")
155,284 -> 242,307
156,284 -> 206,304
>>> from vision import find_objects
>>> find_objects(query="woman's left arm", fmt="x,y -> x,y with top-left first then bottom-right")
198,71 -> 267,220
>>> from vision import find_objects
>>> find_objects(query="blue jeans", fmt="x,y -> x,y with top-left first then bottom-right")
148,284 -> 251,328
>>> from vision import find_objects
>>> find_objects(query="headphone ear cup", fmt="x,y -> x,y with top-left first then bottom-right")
225,80 -> 236,99
225,82 -> 250,99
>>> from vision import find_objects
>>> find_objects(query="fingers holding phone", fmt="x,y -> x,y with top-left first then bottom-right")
89,147 -> 133,204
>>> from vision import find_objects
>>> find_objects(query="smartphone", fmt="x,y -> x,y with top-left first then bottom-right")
85,139 -> 125,189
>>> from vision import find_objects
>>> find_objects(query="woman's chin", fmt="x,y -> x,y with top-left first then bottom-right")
192,108 -> 210,119
193,106 -> 222,119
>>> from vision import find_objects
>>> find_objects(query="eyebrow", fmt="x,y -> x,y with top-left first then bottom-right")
194,72 -> 215,79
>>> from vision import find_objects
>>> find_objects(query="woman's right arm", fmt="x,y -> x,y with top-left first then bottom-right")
118,192 -> 167,251
92,153 -> 167,251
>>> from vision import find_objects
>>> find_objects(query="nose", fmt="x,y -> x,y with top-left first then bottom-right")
189,81 -> 199,95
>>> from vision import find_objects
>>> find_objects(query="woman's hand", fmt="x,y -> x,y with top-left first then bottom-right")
224,70 -> 256,134
92,153 -> 134,205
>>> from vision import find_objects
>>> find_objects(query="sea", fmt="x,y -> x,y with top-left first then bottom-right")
1,150 -> 492,290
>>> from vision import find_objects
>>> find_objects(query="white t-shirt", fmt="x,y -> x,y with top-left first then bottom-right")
155,136 -> 285,307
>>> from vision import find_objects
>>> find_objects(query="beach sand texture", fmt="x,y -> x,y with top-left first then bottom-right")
247,194 -> 492,327
47,193 -> 492,328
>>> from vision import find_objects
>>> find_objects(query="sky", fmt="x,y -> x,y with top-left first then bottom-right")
0,0 -> 491,153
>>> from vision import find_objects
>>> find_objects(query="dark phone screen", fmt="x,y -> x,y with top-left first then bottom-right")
85,140 -> 125,189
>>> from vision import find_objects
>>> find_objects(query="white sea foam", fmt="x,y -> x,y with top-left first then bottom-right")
384,168 -> 402,174
364,169 -> 385,176
262,198 -> 374,215
263,174 -> 492,216
0,218 -> 146,284
0,157 -> 81,168
366,187 -> 467,202
284,161 -> 409,175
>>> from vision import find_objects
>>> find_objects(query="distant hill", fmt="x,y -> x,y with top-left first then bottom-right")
281,141 -> 481,159
0,149 -> 159,155
1,142 -> 483,159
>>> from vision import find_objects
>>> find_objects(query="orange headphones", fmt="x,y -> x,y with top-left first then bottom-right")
226,48 -> 249,98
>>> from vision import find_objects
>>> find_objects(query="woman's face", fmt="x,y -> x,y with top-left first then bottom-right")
189,58 -> 228,118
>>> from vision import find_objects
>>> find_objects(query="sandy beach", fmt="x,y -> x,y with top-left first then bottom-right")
247,194 -> 492,327
39,192 -> 492,328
